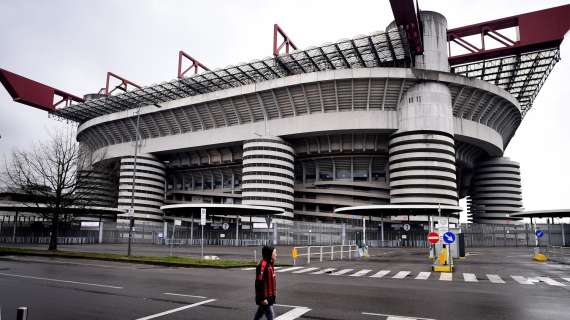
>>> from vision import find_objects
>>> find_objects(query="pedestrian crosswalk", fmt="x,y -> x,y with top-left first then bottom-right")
240,266 -> 570,287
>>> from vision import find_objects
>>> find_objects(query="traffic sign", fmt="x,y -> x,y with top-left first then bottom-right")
174,219 -> 182,226
222,222 -> 229,230
535,230 -> 544,238
200,208 -> 207,226
443,231 -> 456,244
403,224 -> 411,232
428,231 -> 439,244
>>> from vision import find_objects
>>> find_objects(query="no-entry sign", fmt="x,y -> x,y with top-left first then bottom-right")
428,231 -> 439,244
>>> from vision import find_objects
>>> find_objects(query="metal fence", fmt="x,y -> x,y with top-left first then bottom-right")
1,220 -> 568,248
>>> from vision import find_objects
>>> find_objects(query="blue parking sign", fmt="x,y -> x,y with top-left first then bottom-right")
443,231 -> 456,244
535,230 -> 544,238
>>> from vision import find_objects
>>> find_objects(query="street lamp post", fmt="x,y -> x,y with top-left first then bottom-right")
127,108 -> 143,257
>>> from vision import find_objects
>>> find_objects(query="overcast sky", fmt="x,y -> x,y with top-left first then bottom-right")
1,0 -> 568,222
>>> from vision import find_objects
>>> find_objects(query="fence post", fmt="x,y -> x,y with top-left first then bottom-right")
17,307 -> 28,320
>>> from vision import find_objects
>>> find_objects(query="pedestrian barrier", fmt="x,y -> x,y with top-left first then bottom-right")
545,246 -> 570,263
292,245 -> 358,265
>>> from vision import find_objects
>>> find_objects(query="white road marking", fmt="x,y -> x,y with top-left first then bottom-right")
370,270 -> 391,278
392,271 -> 411,279
511,276 -> 540,285
0,272 -> 123,289
242,267 -> 256,271
487,274 -> 505,284
163,292 -> 207,299
312,268 -> 335,275
350,269 -> 373,277
274,267 -> 284,270
362,311 -> 436,319
274,304 -> 311,320
415,272 -> 431,280
277,267 -> 304,273
439,273 -> 452,281
463,273 -> 478,282
292,267 -> 319,274
536,277 -> 566,287
331,269 -> 354,276
135,299 -> 215,320
563,277 -> 570,283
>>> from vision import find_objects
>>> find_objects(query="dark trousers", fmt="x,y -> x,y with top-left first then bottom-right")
253,304 -> 274,320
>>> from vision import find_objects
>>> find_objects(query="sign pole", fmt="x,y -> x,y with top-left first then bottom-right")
200,208 -> 206,259
170,222 -> 175,256
362,217 -> 366,246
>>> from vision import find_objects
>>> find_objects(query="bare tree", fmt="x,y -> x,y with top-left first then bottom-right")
3,129 -> 106,251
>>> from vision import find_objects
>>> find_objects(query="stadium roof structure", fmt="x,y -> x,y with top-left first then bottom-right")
1,4 -> 568,123
50,28 -> 412,123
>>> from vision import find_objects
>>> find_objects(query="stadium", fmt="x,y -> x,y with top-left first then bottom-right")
1,2 -> 568,245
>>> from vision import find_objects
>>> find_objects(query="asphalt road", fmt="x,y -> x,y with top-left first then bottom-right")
0,248 -> 569,320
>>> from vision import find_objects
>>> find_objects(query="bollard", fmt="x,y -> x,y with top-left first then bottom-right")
331,246 -> 334,260
320,247 -> 323,262
254,249 -> 257,262
307,247 -> 311,264
17,307 -> 28,320
340,246 -> 344,260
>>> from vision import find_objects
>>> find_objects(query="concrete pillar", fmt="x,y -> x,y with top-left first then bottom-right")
118,154 -> 165,227
341,223 -> 346,245
241,137 -> 295,221
273,222 -> 278,245
98,221 -> 104,244
469,158 -> 523,224
163,221 -> 168,245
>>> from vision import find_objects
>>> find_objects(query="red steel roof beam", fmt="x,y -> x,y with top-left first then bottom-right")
273,24 -> 298,57
0,68 -> 84,112
448,4 -> 570,65
177,51 -> 210,79
389,0 -> 423,55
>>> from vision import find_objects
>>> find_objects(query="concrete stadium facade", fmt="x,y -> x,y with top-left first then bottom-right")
75,12 -> 525,226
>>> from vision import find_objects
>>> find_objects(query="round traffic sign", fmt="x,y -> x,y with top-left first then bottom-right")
443,231 -> 456,244
403,224 -> 411,231
427,231 -> 439,244
222,222 -> 230,230
535,230 -> 544,238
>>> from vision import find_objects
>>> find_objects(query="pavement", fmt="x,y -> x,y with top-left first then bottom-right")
0,246 -> 569,319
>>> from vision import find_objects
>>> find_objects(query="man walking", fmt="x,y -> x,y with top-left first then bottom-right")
254,245 -> 277,320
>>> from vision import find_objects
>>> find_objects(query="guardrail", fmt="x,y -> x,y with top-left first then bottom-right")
545,246 -> 570,264
292,245 -> 358,265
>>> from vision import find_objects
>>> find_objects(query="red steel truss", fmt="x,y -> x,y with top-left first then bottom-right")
447,5 -> 570,65
0,68 -> 84,111
104,72 -> 141,96
177,51 -> 209,79
273,24 -> 298,57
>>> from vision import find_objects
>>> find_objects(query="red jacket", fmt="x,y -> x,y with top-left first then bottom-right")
255,259 -> 276,305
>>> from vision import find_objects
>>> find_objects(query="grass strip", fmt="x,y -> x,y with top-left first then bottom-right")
0,246 -> 257,268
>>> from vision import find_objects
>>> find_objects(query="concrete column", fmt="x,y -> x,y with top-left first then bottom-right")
469,158 -> 523,224
341,223 -> 346,245
241,137 -> 295,220
273,222 -> 278,245
118,154 -> 165,227
98,221 -> 104,244
235,216 -> 240,246
163,221 -> 168,245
